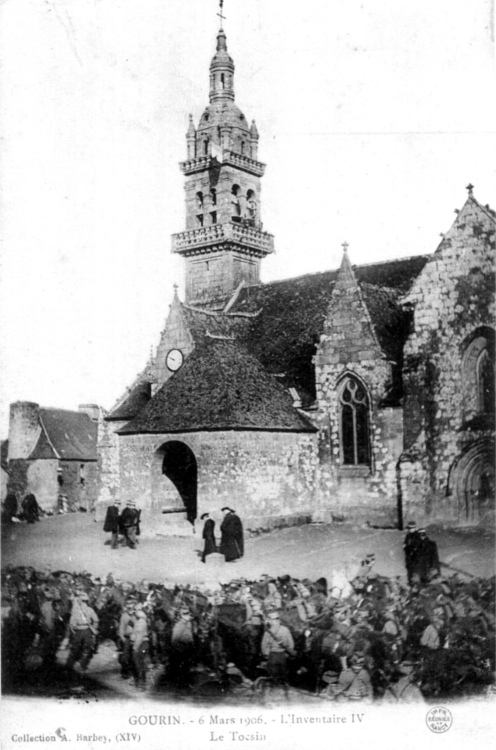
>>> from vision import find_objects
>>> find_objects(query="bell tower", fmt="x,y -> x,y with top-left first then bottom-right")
171,12 -> 274,308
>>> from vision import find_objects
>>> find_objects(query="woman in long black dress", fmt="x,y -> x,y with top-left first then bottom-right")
219,507 -> 244,562
200,512 -> 217,562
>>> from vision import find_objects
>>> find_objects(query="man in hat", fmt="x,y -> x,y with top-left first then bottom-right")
65,590 -> 99,673
412,528 -> 441,584
118,597 -> 136,679
103,498 -> 122,549
261,610 -> 295,691
120,500 -> 140,550
403,521 -> 421,585
386,658 -> 424,703
335,653 -> 372,701
200,512 -> 217,563
130,603 -> 149,690
219,507 -> 244,562
169,606 -> 196,687
352,554 -> 376,592
38,587 -> 60,669
243,594 -> 265,675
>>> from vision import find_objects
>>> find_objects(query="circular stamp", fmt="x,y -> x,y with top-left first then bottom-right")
426,706 -> 453,733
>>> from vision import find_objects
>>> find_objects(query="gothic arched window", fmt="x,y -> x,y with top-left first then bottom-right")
477,348 -> 494,414
462,329 -> 495,421
339,377 -> 370,465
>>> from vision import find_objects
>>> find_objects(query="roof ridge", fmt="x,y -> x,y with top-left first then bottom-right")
38,414 -> 61,459
351,253 -> 431,271
40,406 -> 88,417
248,253 -> 430,289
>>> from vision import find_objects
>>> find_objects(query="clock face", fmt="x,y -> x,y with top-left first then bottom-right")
166,348 -> 184,372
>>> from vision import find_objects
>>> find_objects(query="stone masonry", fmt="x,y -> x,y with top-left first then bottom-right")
400,194 -> 495,523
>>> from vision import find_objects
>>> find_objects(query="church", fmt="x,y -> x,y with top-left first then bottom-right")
96,22 -> 495,533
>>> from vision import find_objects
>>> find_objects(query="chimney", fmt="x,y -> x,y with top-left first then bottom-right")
78,404 -> 100,422
8,402 -> 40,459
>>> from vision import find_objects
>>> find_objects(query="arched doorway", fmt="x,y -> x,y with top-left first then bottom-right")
159,441 -> 198,525
448,440 -> 495,522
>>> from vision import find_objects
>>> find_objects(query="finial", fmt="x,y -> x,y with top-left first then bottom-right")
217,0 -> 226,28
173,283 -> 179,296
341,241 -> 349,253
466,183 -> 474,196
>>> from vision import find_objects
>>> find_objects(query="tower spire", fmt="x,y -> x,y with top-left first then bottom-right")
209,14 -> 235,103
172,5 -> 274,307
217,0 -> 226,29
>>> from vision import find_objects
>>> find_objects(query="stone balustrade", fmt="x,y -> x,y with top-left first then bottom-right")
180,151 -> 265,176
172,222 -> 274,254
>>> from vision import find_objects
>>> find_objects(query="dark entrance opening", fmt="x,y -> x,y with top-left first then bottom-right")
448,440 -> 495,523
162,441 -> 198,525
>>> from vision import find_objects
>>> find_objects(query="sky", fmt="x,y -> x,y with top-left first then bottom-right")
1,0 -> 495,437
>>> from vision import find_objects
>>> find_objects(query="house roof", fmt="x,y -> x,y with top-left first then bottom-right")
106,381 -> 152,422
30,409 -> 98,461
118,336 -> 316,435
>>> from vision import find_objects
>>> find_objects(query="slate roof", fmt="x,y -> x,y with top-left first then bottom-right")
360,283 -> 411,361
106,381 -> 152,422
118,337 -> 316,435
113,254 -> 428,427
1,440 -> 9,472
30,409 -> 98,461
225,255 -> 428,400
181,304 -> 251,343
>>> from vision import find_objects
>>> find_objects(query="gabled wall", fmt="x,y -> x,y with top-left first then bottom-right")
153,293 -> 195,393
400,197 -> 495,523
314,254 -> 404,525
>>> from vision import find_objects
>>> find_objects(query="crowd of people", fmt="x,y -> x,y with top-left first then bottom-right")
3,492 -> 42,525
103,499 -> 141,549
2,532 -> 494,702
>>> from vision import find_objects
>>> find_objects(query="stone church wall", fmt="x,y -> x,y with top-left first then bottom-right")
117,430 -> 318,531
315,362 -> 403,526
95,417 -> 126,521
400,200 -> 495,524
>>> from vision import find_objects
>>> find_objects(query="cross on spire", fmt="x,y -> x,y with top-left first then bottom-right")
217,0 -> 226,28
466,183 -> 474,196
341,241 -> 349,253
